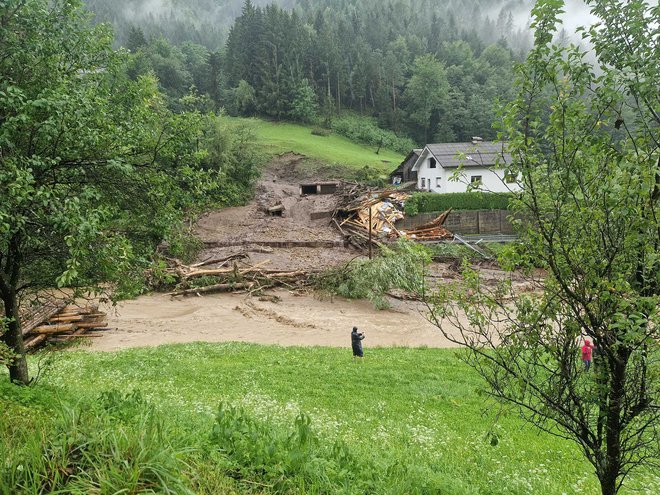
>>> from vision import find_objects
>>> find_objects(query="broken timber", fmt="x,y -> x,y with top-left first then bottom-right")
453,234 -> 492,259
20,302 -> 109,351
334,190 -> 453,251
164,258 -> 318,297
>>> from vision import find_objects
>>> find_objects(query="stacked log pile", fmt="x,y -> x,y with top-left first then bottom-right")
334,190 -> 453,249
22,303 -> 110,351
164,255 -> 318,297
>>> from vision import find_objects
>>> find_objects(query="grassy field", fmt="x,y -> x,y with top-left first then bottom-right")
228,117 -> 404,174
3,343 -> 658,494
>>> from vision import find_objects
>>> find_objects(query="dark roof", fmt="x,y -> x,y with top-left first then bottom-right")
390,148 -> 423,177
426,142 -> 510,168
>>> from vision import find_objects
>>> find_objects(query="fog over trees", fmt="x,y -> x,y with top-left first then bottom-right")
85,0 -> 577,144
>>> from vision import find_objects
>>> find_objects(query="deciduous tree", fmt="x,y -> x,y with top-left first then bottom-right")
0,0 -> 211,384
428,1 -> 659,494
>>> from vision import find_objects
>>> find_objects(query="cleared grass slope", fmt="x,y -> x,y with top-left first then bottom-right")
229,117 -> 404,174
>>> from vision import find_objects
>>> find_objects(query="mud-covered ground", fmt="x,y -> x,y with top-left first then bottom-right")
86,154 -> 530,351
193,153 -> 358,271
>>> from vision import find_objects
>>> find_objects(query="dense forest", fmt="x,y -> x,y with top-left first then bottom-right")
84,0 -> 545,144
85,0 -> 535,52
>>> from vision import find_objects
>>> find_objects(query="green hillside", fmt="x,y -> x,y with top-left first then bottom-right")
232,117 -> 404,174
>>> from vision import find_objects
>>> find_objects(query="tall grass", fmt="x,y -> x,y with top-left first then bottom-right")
0,389 -> 192,495
3,343 -> 659,494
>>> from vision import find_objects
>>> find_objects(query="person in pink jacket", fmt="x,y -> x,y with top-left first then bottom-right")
581,339 -> 594,371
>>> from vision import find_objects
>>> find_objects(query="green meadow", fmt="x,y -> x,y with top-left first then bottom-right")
229,117 -> 403,174
3,343 -> 658,494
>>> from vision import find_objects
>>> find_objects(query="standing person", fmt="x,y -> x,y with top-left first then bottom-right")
581,339 -> 593,371
351,326 -> 365,361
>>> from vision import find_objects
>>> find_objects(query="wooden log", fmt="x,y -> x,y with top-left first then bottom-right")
85,327 -> 115,332
333,218 -> 348,237
24,334 -> 48,350
31,323 -> 76,335
58,306 -> 99,316
31,319 -> 107,335
262,270 -> 309,279
48,315 -> 84,323
189,253 -> 248,269
21,300 -> 69,335
168,282 -> 254,297
54,327 -> 89,342
184,260 -> 271,279
75,320 -> 108,329
78,313 -> 107,319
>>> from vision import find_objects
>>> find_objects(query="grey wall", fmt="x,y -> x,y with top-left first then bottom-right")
397,210 -> 517,235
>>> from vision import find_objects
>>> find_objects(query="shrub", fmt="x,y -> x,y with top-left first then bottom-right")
311,127 -> 332,137
405,192 -> 513,215
331,115 -> 416,154
315,240 -> 430,309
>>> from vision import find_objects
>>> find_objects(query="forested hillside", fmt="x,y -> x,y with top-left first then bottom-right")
85,0 -> 535,52
86,0 -> 545,144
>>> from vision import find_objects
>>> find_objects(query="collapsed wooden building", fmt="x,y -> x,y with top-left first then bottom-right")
333,190 -> 453,250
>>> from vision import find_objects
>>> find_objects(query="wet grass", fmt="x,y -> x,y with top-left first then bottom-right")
2,343 -> 658,493
227,117 -> 403,174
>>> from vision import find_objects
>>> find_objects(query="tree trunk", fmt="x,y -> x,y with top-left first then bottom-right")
1,288 -> 29,385
599,472 -> 618,495
598,355 -> 627,495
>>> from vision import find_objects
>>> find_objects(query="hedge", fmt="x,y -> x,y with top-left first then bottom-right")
404,192 -> 514,215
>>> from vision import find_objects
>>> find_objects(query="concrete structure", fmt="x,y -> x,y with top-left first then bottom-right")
397,209 -> 518,235
299,182 -> 339,195
410,139 -> 520,193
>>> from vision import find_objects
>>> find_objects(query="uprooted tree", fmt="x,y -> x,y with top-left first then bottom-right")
428,1 -> 659,494
0,0 -> 220,385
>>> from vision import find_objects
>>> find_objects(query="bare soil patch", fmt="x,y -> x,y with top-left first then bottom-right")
193,153 -> 357,272
83,154 -> 526,351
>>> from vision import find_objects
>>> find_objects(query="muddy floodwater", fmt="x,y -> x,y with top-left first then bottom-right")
94,290 -> 461,351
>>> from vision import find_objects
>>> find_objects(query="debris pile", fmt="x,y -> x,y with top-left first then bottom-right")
334,191 -> 453,250
162,253 -> 318,297
22,302 -> 109,351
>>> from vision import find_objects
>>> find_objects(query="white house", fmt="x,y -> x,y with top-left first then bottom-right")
410,139 -> 520,193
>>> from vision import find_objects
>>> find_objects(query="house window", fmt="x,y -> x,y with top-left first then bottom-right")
436,177 -> 442,187
421,178 -> 426,188
429,157 -> 437,168
470,175 -> 483,187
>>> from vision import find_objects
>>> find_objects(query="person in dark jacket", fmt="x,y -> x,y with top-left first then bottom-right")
351,326 -> 365,361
